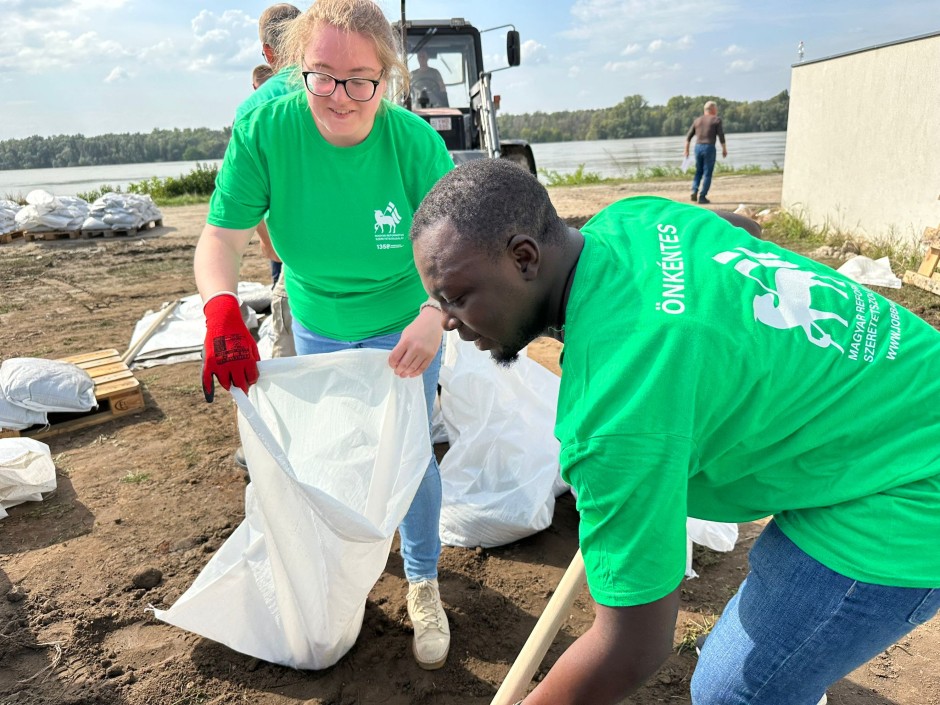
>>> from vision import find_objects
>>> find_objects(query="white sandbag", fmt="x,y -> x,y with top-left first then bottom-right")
154,350 -> 431,669
684,518 -> 739,579
0,393 -> 48,431
437,332 -> 561,548
0,437 -> 57,519
0,358 -> 97,412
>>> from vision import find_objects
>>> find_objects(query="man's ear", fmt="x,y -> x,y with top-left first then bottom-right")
261,44 -> 276,66
506,234 -> 540,280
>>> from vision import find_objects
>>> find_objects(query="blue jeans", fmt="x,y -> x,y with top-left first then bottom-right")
691,520 -> 940,704
292,320 -> 443,583
692,143 -> 717,198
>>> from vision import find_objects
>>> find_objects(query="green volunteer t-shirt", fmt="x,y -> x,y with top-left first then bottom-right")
234,65 -> 299,122
209,93 -> 454,340
557,196 -> 940,607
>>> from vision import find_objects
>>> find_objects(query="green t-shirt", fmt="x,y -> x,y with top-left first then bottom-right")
209,93 -> 454,339
557,196 -> 940,607
234,66 -> 299,122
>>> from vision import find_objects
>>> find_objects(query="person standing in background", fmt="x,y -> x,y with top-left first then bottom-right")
251,64 -> 275,90
684,100 -> 727,205
237,3 -> 302,288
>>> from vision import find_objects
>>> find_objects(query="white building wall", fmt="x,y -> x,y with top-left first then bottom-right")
782,33 -> 940,248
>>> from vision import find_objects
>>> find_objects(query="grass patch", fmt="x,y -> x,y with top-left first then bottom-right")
540,162 -> 782,187
539,164 -> 609,186
676,614 -> 716,655
120,472 -> 151,484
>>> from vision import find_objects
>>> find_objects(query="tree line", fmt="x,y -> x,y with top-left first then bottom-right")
496,91 -> 790,143
0,127 -> 232,171
0,91 -> 788,171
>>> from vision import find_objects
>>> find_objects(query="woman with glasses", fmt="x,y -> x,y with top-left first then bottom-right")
193,0 -> 454,671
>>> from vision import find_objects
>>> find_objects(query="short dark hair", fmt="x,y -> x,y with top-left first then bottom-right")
411,158 -> 564,260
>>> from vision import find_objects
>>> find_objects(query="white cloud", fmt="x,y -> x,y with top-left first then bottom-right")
188,10 -> 259,73
104,66 -> 130,83
565,0 -> 734,48
676,34 -> 693,49
568,65 -> 581,77
648,38 -> 664,52
723,44 -> 745,55
622,43 -> 642,56
727,58 -> 755,72
521,39 -> 548,65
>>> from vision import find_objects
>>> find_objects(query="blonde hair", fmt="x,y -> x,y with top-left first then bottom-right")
283,0 -> 409,98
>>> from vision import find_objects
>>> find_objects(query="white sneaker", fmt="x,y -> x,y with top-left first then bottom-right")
406,579 -> 450,670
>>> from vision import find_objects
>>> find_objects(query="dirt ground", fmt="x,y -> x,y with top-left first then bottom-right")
2,173 -> 939,705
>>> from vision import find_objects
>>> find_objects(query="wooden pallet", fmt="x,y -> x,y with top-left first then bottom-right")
0,229 -> 26,244
20,218 -> 164,242
902,224 -> 940,296
0,349 -> 145,440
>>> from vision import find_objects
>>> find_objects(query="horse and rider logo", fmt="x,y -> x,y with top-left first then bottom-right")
713,247 -> 849,353
374,201 -> 402,234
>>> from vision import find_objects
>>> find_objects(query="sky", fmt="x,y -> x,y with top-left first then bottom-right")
1,0 -> 938,140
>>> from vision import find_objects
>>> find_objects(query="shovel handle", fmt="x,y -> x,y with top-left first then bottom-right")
490,549 -> 586,705
121,299 -> 180,366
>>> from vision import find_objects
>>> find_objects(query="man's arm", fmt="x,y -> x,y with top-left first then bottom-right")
684,122 -> 696,157
520,586 -> 680,705
718,119 -> 728,158
254,220 -> 281,263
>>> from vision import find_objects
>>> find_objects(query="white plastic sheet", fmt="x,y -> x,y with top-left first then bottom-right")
836,255 -> 902,289
0,437 -> 57,520
154,350 -> 431,669
437,333 -> 563,548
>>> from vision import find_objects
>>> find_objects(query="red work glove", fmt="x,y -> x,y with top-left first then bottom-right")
201,292 -> 260,402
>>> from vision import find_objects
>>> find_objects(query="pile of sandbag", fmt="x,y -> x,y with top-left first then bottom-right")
0,199 -> 22,234
0,438 -> 57,520
82,192 -> 163,231
13,189 -> 88,232
0,357 -> 98,432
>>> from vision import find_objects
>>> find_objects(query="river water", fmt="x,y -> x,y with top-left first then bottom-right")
0,131 -> 786,198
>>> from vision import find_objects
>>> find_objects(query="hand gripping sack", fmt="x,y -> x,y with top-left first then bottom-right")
154,350 -> 431,669
437,333 -> 562,548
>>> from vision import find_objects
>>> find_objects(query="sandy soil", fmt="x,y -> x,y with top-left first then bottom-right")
2,173 -> 939,705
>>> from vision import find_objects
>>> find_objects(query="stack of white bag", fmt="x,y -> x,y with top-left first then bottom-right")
155,350 -> 431,669
81,192 -> 163,231
0,357 -> 98,432
13,189 -> 88,232
0,438 -> 57,520
0,199 -> 22,234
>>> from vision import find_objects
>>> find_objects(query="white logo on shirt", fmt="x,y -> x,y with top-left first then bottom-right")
713,247 -> 849,353
374,201 -> 402,234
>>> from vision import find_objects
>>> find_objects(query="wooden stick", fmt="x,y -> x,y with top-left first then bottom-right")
490,549 -> 586,705
121,299 -> 180,366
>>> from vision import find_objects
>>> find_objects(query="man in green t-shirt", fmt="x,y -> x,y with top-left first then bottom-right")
410,158 -> 940,705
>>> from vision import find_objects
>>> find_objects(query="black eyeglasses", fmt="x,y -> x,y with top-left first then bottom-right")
302,70 -> 383,102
